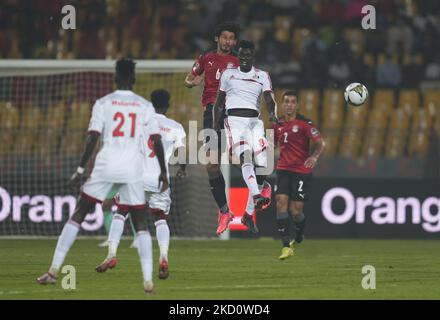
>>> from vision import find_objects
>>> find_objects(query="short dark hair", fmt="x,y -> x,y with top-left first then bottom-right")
116,58 -> 136,80
283,90 -> 298,99
151,89 -> 170,109
238,40 -> 255,50
215,21 -> 239,38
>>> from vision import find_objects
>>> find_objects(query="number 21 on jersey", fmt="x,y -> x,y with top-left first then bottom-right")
112,112 -> 136,137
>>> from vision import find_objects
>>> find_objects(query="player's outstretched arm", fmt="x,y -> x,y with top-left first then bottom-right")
151,134 -> 169,192
304,137 -> 326,169
68,132 -> 100,191
213,91 -> 226,131
263,91 -> 279,123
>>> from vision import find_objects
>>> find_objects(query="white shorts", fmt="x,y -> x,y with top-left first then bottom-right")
145,188 -> 171,214
224,116 -> 268,167
81,179 -> 145,207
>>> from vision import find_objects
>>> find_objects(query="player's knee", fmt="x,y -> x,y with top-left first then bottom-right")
115,205 -> 130,217
240,151 -> 253,165
290,202 -> 304,215
102,199 -> 113,212
131,213 -> 148,232
276,200 -> 288,213
151,209 -> 168,222
71,196 -> 97,224
206,163 -> 221,178
154,219 -> 168,228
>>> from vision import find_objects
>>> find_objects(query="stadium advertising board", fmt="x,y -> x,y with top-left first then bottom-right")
232,178 -> 440,239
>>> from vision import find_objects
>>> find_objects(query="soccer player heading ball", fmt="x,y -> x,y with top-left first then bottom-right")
213,40 -> 277,233
184,22 -> 240,235
273,91 -> 326,260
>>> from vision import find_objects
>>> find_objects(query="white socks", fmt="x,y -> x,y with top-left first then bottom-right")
107,213 -> 125,258
245,192 -> 254,215
50,220 -> 80,272
136,231 -> 153,283
241,163 -> 260,196
155,219 -> 170,262
245,184 -> 264,215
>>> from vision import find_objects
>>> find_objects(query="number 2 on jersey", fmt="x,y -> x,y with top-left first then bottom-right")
283,132 -> 288,143
112,112 -> 136,137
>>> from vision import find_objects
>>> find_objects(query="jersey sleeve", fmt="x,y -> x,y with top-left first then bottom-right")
262,71 -> 273,93
88,100 -> 104,134
143,107 -> 160,136
191,54 -> 205,76
305,122 -> 322,142
174,124 -> 186,149
219,69 -> 229,92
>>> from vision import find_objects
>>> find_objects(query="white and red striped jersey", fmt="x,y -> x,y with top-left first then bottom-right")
88,90 -> 159,183
219,66 -> 273,113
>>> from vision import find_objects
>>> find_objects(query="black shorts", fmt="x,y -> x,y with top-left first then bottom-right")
203,104 -> 225,152
275,170 -> 312,201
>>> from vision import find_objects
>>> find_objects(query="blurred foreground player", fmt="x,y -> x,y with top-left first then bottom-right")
273,91 -> 325,260
37,59 -> 168,294
97,90 -> 186,280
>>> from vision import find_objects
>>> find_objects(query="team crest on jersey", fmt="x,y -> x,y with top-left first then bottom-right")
311,128 -> 319,136
252,74 -> 259,80
292,125 -> 299,133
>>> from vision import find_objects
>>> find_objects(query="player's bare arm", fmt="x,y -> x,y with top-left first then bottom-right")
263,91 -> 278,123
151,134 -> 169,191
176,146 -> 187,179
184,72 -> 203,88
68,131 -> 100,191
212,90 -> 226,131
304,137 -> 326,169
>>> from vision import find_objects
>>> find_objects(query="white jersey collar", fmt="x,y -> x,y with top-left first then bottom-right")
114,89 -> 134,95
238,66 -> 255,74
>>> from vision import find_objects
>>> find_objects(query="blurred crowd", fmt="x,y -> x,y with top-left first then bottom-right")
0,0 -> 439,89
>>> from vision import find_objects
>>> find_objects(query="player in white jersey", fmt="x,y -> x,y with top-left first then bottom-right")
37,59 -> 168,294
213,40 -> 278,234
101,89 -> 186,280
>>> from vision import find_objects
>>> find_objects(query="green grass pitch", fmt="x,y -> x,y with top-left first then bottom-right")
0,239 -> 439,299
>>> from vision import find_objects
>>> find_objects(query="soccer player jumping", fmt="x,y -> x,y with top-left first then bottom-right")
184,22 -> 240,235
273,91 -> 325,260
213,40 -> 277,234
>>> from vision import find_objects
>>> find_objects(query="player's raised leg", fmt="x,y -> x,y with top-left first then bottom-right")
205,129 -> 233,235
241,193 -> 259,234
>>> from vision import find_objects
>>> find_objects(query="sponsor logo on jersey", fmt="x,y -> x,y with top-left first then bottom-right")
227,63 -> 234,68
292,125 -> 299,133
208,61 -> 214,67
